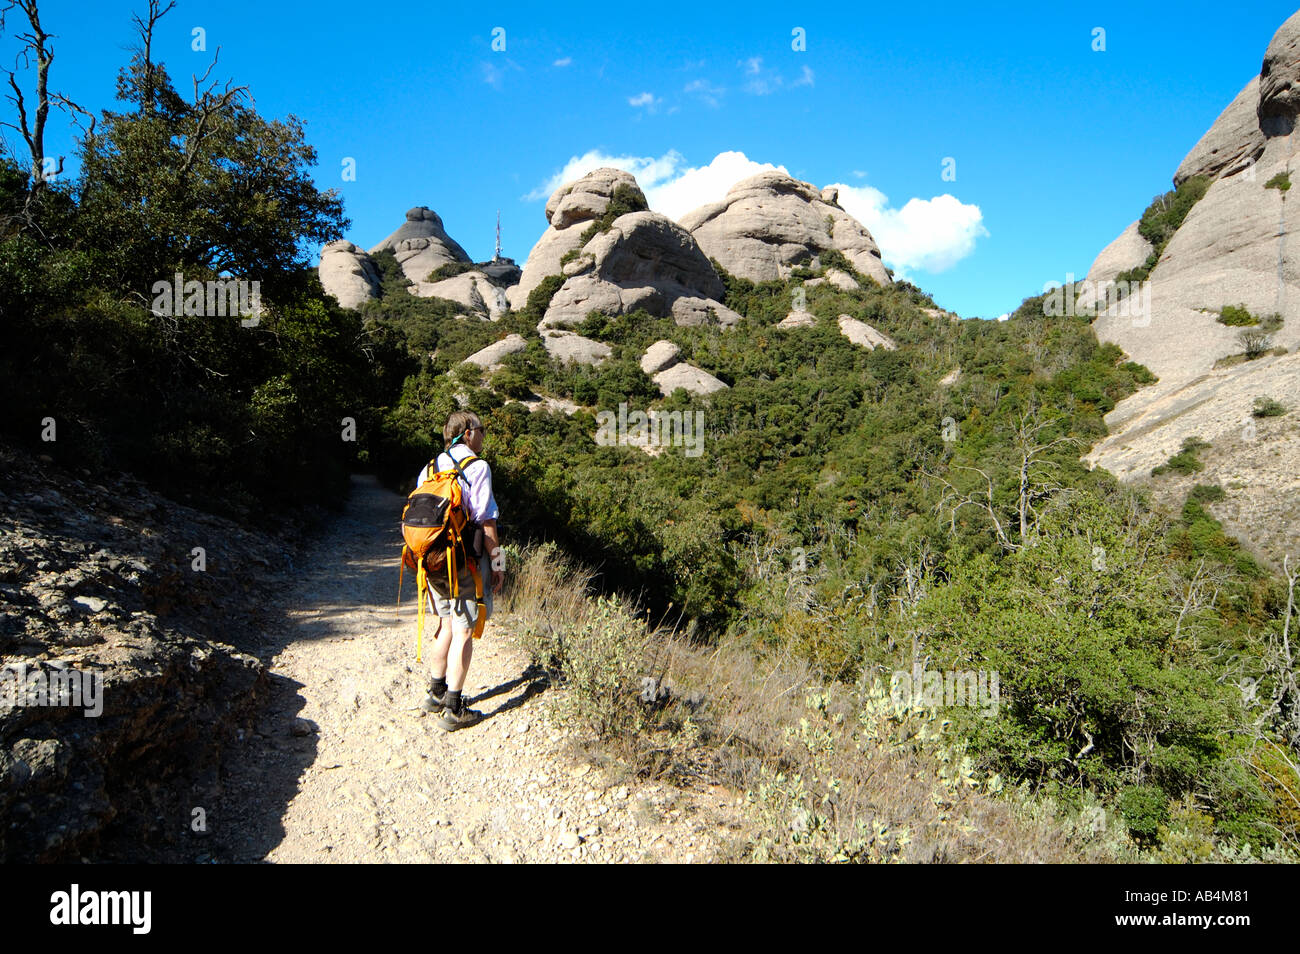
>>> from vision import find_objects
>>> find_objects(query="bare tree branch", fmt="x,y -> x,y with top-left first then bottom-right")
128,0 -> 175,115
177,48 -> 248,181
0,0 -> 94,228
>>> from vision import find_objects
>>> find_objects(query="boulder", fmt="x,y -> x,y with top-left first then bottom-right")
412,271 -> 510,318
540,211 -> 725,328
1175,78 -> 1265,185
510,169 -> 647,309
1259,10 -> 1300,131
369,207 -> 472,286
670,296 -> 743,328
652,362 -> 729,397
679,171 -> 890,285
462,334 -> 528,371
921,307 -> 959,322
777,310 -> 816,329
837,315 -> 897,351
317,241 -> 380,310
640,340 -> 682,375
824,268 -> 861,291
523,395 -> 582,415
541,330 -> 611,365
1084,221 -> 1152,285
1076,220 -> 1154,313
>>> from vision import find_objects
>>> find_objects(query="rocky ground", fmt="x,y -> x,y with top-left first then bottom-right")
1137,405 -> 1300,571
211,473 -> 740,864
0,441 -> 738,863
0,443 -> 287,862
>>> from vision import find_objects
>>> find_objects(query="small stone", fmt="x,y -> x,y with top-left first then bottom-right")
560,831 -> 581,850
291,718 -> 314,737
72,596 -> 107,614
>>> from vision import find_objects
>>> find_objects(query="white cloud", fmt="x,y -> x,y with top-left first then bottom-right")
829,183 -> 989,276
628,91 -> 662,111
739,57 -> 810,95
742,56 -> 776,94
644,151 -> 788,220
684,78 -> 725,107
553,57 -> 572,67
525,150 -> 988,273
523,149 -> 687,201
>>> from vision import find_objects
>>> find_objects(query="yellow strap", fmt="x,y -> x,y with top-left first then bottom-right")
467,556 -> 486,640
416,560 -> 426,663
397,548 -> 406,619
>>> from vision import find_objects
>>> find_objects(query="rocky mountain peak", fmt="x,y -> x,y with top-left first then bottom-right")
678,171 -> 890,285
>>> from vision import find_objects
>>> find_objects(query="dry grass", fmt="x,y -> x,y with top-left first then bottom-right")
501,542 -> 1133,863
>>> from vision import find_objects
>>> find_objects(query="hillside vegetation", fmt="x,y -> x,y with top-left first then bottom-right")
2,2 -> 1297,862
363,252 -> 1300,860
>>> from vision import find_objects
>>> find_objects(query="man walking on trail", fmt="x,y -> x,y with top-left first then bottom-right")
419,410 -> 504,730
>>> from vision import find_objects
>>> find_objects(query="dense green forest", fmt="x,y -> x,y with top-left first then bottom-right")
2,5 -> 1297,860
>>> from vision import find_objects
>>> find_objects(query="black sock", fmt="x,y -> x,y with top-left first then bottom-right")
430,676 -> 448,697
444,689 -> 462,714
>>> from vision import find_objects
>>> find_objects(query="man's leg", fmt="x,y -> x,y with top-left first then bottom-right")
439,603 -> 480,729
420,590 -> 451,711
447,622 -> 474,691
428,616 -> 451,682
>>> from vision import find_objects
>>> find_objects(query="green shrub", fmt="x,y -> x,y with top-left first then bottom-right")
1265,171 -> 1291,192
1120,784 -> 1170,844
1117,176 -> 1212,284
524,595 -> 652,740
515,273 -> 566,330
579,183 -> 649,242
1152,437 -> 1210,476
1252,396 -> 1287,418
426,261 -> 476,281
1188,484 -> 1226,504
1138,176 -> 1211,249
1218,304 -> 1258,326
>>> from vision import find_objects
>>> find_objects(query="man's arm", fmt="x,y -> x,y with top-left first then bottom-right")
481,518 -> 503,592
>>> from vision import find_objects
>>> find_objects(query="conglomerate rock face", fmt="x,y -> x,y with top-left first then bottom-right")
678,171 -> 891,286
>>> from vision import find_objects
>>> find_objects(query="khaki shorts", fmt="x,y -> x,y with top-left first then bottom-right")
427,550 -> 492,634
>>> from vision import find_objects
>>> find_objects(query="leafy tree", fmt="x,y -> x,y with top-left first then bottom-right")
74,3 -> 345,298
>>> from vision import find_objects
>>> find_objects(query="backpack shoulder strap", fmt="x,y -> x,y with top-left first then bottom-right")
447,453 -> 478,482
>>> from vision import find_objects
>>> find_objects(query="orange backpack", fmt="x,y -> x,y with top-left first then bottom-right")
397,453 -> 486,660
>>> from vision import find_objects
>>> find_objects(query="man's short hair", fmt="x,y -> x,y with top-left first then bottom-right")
443,410 -> 482,445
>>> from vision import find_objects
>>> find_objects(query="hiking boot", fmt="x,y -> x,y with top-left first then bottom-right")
438,701 -> 481,731
420,689 -> 448,714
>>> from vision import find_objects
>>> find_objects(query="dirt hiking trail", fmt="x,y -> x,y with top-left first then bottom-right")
215,475 -> 735,863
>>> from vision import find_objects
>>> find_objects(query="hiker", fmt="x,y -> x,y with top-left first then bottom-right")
418,410 -> 504,730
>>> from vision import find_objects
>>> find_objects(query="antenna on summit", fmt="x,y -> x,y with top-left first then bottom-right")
494,210 -> 502,262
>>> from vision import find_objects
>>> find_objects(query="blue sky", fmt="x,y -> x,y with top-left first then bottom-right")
12,0 -> 1299,318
